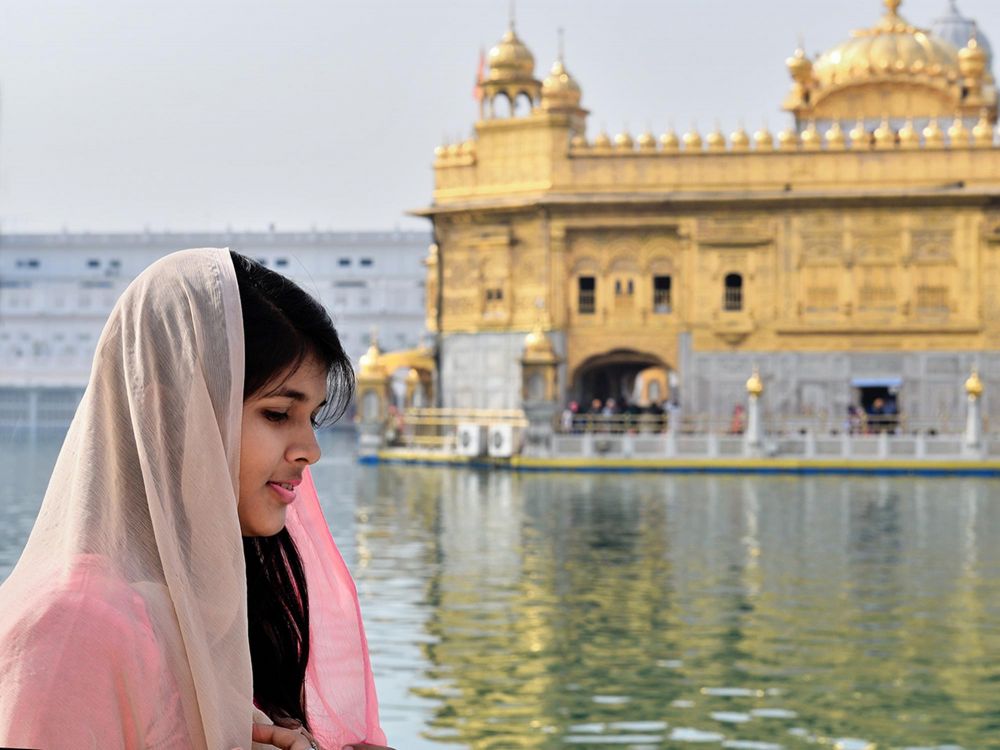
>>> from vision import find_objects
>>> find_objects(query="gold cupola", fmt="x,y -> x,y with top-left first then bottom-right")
541,54 -> 587,121
482,22 -> 542,119
784,0 -> 997,130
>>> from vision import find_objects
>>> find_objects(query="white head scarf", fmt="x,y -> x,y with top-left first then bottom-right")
0,248 -> 384,749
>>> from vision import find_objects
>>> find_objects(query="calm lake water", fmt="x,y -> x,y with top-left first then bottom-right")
2,430 -> 999,749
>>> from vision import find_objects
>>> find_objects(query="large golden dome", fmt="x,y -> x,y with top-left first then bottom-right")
783,0 -> 996,127
812,1 -> 959,88
488,27 -> 536,83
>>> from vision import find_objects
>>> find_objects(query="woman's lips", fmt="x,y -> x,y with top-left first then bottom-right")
267,481 -> 297,504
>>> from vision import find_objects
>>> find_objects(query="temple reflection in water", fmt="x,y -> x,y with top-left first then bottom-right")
342,459 -> 1000,748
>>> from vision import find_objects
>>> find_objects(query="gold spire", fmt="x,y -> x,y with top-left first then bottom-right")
746,367 -> 764,396
873,116 -> 896,149
753,125 -> 774,150
973,111 -> 994,147
614,129 -> 635,150
801,121 -> 822,150
682,125 -> 703,151
849,118 -> 870,148
778,125 -> 799,151
898,118 -> 919,149
706,125 -> 727,152
637,130 -> 657,151
730,126 -> 750,152
948,115 -> 970,146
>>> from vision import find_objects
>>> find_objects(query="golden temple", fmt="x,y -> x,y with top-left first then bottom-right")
404,0 -> 1000,429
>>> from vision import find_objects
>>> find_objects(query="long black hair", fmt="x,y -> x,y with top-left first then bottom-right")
230,250 -> 355,728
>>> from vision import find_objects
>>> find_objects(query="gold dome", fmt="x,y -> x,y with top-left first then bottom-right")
973,111 -> 994,147
801,121 -> 822,150
706,126 -> 726,152
746,367 -> 764,396
825,120 -> 847,149
570,133 -> 588,149
488,26 -> 536,83
923,117 -> 945,146
850,118 -> 870,147
660,128 -> 680,152
898,118 -> 919,148
541,58 -> 583,110
682,127 -> 703,151
959,36 -> 988,81
523,323 -> 557,361
778,126 -> 799,150
965,368 -> 983,398
593,130 -> 612,150
433,144 -> 447,159
873,117 -> 896,148
811,2 -> 960,90
753,126 -> 774,150
786,46 -> 814,85
358,338 -> 385,378
948,115 -> 970,145
730,126 -> 750,151
637,130 -> 657,151
614,130 -> 635,150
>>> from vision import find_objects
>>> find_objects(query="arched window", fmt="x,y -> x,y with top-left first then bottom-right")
724,273 -> 743,311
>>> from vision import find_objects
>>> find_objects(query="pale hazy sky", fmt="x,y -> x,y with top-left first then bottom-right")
0,0 -> 997,233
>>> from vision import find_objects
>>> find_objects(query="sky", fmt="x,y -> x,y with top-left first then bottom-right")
0,0 -> 997,234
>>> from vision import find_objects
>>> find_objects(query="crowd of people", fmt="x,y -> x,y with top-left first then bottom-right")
561,397 -> 672,433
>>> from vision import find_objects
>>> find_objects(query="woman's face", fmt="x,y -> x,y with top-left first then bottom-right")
238,355 -> 327,536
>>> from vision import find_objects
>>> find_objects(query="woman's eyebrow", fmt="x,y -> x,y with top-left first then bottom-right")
267,388 -> 327,408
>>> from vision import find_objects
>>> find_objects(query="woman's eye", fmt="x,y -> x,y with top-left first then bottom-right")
263,410 -> 289,423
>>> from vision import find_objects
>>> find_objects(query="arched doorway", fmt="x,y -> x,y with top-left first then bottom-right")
571,349 -> 673,409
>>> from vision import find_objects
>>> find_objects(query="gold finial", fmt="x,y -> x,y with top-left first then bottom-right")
923,117 -> 944,147
948,115 -> 970,147
706,123 -> 727,152
849,117 -> 870,148
873,115 -> 896,149
614,128 -> 635,150
637,129 -> 657,151
778,124 -> 799,151
682,124 -> 703,151
898,118 -> 919,149
973,110 -> 994,148
825,121 -> 847,150
730,125 -> 750,152
358,330 -> 384,377
746,367 -> 764,396
753,124 -> 774,150
660,127 -> 680,152
966,368 -> 983,398
801,121 -> 822,150
884,0 -> 902,16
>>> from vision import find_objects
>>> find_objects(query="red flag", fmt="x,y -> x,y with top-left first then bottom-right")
473,47 -> 485,102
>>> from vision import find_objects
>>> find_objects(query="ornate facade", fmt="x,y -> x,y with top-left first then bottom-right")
415,0 -> 1000,427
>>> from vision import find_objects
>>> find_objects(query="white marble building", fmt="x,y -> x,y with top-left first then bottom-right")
0,229 -> 429,433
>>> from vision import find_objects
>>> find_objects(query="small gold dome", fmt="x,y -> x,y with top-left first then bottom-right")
433,144 -> 447,159
786,46 -> 813,85
637,130 -> 657,151
614,130 -> 635,150
358,339 -> 385,378
593,130 -> 612,150
446,142 -> 461,157
898,118 -> 920,148
523,323 -> 557,360
825,121 -> 847,149
778,126 -> 799,150
488,26 -> 536,83
753,126 -> 774,150
660,128 -> 680,152
541,58 -> 583,110
730,126 -> 750,151
746,367 -> 764,396
966,368 -> 983,398
683,127 -> 703,151
849,118 -> 870,148
405,368 -> 421,385
801,121 -> 822,150
948,115 -> 970,146
460,139 -> 475,156
972,112 -> 994,147
959,36 -> 988,81
873,117 -> 896,149
570,133 -> 588,149
706,126 -> 726,152
923,117 -> 945,146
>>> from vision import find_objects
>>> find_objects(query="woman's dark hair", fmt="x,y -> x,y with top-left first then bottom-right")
230,250 -> 355,729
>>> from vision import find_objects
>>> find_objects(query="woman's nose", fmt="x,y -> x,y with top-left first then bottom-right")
290,426 -> 321,465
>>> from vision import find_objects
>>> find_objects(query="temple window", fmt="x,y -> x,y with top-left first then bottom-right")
578,276 -> 596,314
653,275 -> 672,313
724,273 -> 743,311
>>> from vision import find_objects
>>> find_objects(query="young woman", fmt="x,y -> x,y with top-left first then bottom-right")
0,249 -> 390,750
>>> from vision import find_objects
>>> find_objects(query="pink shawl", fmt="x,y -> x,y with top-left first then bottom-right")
0,248 -> 384,749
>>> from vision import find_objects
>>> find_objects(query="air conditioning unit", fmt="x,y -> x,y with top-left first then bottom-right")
487,423 -> 521,457
456,423 -> 486,457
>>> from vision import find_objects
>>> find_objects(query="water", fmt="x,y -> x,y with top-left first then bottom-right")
3,431 -> 1000,749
